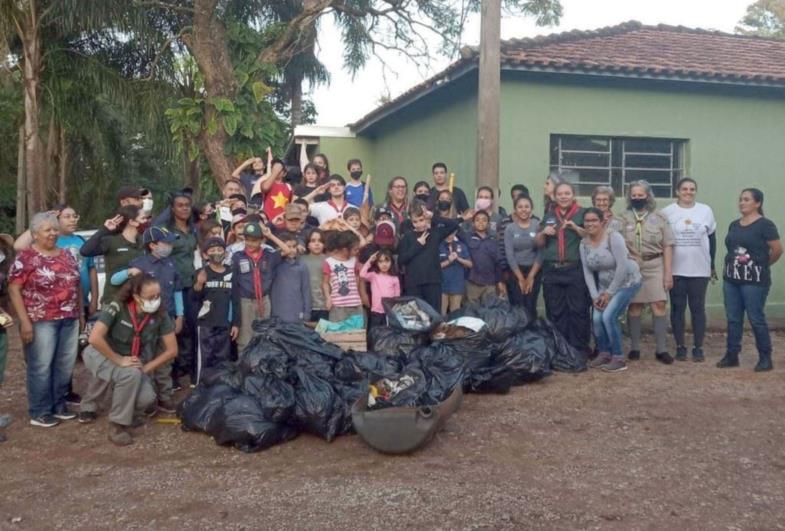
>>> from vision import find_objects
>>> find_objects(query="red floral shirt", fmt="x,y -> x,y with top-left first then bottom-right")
9,248 -> 80,322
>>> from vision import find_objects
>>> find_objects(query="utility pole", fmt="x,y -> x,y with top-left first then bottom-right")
476,0 -> 501,200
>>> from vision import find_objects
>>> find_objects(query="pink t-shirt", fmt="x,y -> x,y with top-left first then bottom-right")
322,256 -> 361,308
359,260 -> 401,314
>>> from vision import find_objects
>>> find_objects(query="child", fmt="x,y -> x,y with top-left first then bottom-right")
343,207 -> 372,248
439,230 -> 473,314
397,202 -> 461,311
322,230 -> 364,324
193,237 -> 234,385
270,232 -> 312,323
464,211 -> 506,303
302,230 -> 329,322
359,249 -> 400,330
109,226 -> 183,412
231,221 -> 291,352
345,158 -> 373,207
254,147 -> 292,227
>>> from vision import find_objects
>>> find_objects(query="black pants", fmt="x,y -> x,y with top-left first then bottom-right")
310,309 -> 329,322
404,283 -> 442,314
196,325 -> 232,385
670,276 -> 709,348
174,287 -> 197,381
507,264 -> 541,320
542,264 -> 591,351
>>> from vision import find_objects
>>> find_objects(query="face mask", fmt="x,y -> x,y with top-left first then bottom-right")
437,200 -> 452,211
350,171 -> 363,181
476,198 -> 492,211
142,198 -> 154,212
0,250 -> 4,265
154,243 -> 173,258
415,193 -> 430,203
630,198 -> 648,210
140,296 -> 161,314
208,252 -> 225,264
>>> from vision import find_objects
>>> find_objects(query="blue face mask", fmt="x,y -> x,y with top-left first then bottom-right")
154,243 -> 173,258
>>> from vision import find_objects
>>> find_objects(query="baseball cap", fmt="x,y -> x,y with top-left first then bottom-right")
231,213 -> 247,227
374,220 -> 396,247
201,237 -> 226,252
374,206 -> 393,221
116,186 -> 143,202
142,226 -> 178,245
284,204 -> 303,221
243,222 -> 264,238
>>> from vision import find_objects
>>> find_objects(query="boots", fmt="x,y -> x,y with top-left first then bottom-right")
754,353 -> 773,372
716,352 -> 739,368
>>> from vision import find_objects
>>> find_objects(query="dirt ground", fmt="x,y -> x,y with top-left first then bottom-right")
1,329 -> 785,531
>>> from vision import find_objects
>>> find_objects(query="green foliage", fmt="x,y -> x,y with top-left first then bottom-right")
737,0 -> 785,38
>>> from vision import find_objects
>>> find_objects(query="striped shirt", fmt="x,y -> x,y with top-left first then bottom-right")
322,256 -> 361,307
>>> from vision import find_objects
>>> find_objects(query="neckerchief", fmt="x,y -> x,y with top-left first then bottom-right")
389,202 -> 406,224
244,247 -> 266,317
555,202 -> 580,262
327,199 -> 347,215
633,209 -> 649,254
127,301 -> 152,359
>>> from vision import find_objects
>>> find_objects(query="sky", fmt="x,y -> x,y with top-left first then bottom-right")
309,0 -> 754,126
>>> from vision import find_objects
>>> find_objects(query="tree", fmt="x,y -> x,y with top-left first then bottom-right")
737,0 -> 785,38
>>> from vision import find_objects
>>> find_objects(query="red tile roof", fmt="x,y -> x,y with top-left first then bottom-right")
352,21 -> 785,131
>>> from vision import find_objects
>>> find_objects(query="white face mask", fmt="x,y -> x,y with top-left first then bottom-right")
0,250 -> 5,265
142,198 -> 154,213
140,297 -> 161,314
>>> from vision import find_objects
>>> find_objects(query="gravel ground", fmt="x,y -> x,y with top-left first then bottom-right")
1,330 -> 785,530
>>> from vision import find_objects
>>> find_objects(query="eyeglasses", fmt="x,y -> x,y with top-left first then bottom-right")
391,185 -> 407,189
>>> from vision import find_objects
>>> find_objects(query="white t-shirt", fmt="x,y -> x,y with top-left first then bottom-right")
662,202 -> 716,277
310,199 -> 350,226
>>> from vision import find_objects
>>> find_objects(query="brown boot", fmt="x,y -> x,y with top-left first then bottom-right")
108,422 -> 133,446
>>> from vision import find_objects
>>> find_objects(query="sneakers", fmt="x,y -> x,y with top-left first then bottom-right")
78,411 -> 97,424
53,410 -> 77,421
675,346 -> 688,362
157,399 -> 176,414
129,416 -> 147,428
108,422 -> 133,446
65,391 -> 82,407
30,415 -> 60,428
754,355 -> 773,372
627,350 -> 640,361
692,347 -> 705,363
589,354 -> 612,369
655,352 -> 674,365
716,352 -> 739,368
601,358 -> 628,373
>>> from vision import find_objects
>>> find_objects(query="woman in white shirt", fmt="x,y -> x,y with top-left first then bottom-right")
661,178 -> 716,362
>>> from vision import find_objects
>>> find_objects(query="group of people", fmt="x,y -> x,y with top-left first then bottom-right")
0,148 -> 781,445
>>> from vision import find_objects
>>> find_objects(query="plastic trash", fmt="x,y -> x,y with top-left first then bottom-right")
315,315 -> 365,333
200,361 -> 244,390
178,384 -> 238,432
208,395 -> 299,452
383,297 -> 443,332
368,326 -> 427,359
292,367 -> 343,441
242,374 -> 296,423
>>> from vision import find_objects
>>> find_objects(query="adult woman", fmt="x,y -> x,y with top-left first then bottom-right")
0,233 -> 14,441
592,186 -> 623,232
504,195 -> 541,318
8,212 -> 81,427
413,181 -> 431,204
542,170 -> 567,217
535,182 -> 591,352
294,163 -> 324,201
662,178 -> 717,362
84,274 -> 177,445
472,186 -> 503,234
619,180 -> 674,363
379,176 -> 409,228
718,188 -> 782,371
580,208 -> 641,372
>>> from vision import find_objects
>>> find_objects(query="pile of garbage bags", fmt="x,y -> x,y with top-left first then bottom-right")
178,296 -> 586,453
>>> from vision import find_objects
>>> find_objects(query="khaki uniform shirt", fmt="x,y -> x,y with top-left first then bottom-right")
620,209 -> 674,261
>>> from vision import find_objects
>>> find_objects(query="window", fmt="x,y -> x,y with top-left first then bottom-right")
549,135 -> 686,198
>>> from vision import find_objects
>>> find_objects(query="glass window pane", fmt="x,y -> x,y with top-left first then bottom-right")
561,152 -> 610,168
623,139 -> 672,154
561,136 -> 610,152
624,154 -> 672,170
625,169 -> 673,185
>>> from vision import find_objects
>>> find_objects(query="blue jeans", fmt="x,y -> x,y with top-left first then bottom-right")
23,319 -> 78,418
592,283 -> 641,357
723,282 -> 771,356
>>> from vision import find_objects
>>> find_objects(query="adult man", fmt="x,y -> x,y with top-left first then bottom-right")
307,176 -> 351,226
428,162 -> 471,219
116,186 -> 144,208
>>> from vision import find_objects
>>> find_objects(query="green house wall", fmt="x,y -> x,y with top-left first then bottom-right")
316,72 -> 785,319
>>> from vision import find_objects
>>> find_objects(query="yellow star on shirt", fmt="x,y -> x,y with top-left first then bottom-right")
271,191 -> 289,209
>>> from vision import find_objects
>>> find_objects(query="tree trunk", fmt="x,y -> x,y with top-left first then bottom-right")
289,72 -> 304,129
19,0 -> 46,218
186,0 -> 238,189
16,125 -> 27,234
46,112 -> 58,203
183,144 -> 200,197
58,127 -> 67,204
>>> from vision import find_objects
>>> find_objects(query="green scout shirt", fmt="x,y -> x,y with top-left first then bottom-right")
97,234 -> 144,303
539,207 -> 586,265
168,224 -> 197,288
98,301 -> 175,361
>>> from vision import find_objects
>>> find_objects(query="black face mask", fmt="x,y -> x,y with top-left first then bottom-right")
415,193 -> 430,203
350,171 -> 363,181
630,198 -> 648,210
437,200 -> 452,211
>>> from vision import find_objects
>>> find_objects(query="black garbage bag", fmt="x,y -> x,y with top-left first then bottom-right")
468,365 -> 517,394
292,367 -> 342,441
383,297 -> 443,333
178,384 -> 238,432
460,296 -> 530,342
368,326 -> 428,359
334,351 -> 401,382
529,319 -> 587,373
208,395 -> 299,452
370,367 -> 430,409
272,322 -> 344,360
434,326 -> 493,380
494,329 -> 553,384
290,351 -> 335,380
411,343 -> 464,404
239,337 -> 289,378
200,361 -> 244,390
243,374 -> 296,423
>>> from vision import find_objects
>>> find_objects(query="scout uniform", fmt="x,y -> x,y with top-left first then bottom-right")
620,209 -> 675,303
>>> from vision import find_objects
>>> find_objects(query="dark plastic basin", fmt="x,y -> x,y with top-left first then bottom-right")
351,385 -> 463,454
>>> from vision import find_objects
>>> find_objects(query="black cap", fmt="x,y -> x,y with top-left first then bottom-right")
201,237 -> 226,252
116,186 -> 143,201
